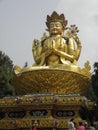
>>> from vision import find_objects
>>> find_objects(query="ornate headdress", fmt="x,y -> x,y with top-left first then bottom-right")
46,11 -> 67,29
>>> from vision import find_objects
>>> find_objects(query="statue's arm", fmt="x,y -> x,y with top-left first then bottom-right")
68,38 -> 75,56
54,48 -> 74,62
32,38 -> 51,65
35,49 -> 52,61
32,40 -> 44,65
34,46 -> 53,65
74,36 -> 82,60
53,38 -> 75,62
66,25 -> 82,61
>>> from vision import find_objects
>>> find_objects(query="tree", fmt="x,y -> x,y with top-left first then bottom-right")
86,85 -> 97,102
79,63 -> 98,122
0,51 -> 15,97
91,62 -> 98,120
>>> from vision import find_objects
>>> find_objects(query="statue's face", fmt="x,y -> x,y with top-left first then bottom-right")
49,21 -> 63,35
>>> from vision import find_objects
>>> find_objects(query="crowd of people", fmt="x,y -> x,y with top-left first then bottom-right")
68,118 -> 96,130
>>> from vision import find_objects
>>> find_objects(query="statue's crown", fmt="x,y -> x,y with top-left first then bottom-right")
46,11 -> 67,29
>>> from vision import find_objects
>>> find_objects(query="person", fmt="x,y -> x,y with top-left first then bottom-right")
76,122 -> 85,130
32,11 -> 82,66
68,118 -> 76,130
30,126 -> 37,130
83,120 -> 88,130
88,123 -> 95,130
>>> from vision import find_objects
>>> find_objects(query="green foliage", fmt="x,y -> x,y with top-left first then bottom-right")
87,85 -> 97,102
91,62 -> 98,120
0,51 -> 15,97
92,62 -> 98,101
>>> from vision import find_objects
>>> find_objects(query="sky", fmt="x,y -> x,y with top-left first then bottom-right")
0,0 -> 98,72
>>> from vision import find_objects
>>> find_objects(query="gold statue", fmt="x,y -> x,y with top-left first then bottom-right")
13,11 -> 91,95
32,11 -> 82,66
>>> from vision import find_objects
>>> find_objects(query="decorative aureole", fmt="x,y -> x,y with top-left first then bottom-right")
13,11 -> 91,95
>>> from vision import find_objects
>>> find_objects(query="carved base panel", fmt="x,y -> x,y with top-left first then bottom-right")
0,94 -> 95,129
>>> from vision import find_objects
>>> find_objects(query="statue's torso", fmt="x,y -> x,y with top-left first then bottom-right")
42,36 -> 68,65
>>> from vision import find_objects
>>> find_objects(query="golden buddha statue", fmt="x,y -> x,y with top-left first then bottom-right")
13,11 -> 91,95
32,11 -> 82,66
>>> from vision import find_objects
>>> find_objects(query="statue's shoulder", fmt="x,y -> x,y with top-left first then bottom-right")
40,32 -> 49,46
62,36 -> 69,44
